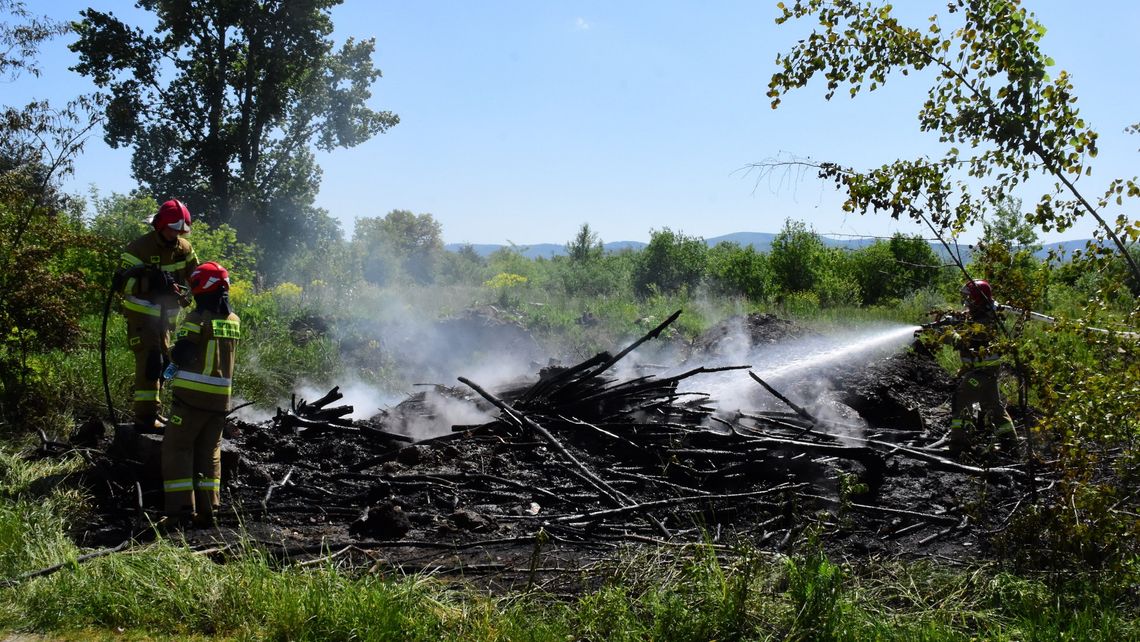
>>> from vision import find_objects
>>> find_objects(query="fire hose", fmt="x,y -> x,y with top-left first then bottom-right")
995,304 -> 1140,340
99,282 -> 116,424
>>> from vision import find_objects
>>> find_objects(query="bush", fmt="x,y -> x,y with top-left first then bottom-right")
632,228 -> 707,296
707,241 -> 771,300
770,219 -> 827,295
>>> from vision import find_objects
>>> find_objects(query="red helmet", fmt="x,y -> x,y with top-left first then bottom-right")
961,279 -> 993,306
189,261 -> 229,295
153,199 -> 191,234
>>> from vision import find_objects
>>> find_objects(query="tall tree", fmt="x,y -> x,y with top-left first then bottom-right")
632,228 -> 707,296
70,0 -> 399,266
566,222 -> 603,263
769,218 -> 826,293
982,196 -> 1040,253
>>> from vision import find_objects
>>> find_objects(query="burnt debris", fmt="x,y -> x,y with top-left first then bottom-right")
60,310 -> 1031,581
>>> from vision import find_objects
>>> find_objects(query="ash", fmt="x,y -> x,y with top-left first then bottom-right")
62,311 -> 1031,590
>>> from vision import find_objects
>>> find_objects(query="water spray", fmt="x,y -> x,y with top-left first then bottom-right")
757,325 -> 919,382
681,323 -> 921,414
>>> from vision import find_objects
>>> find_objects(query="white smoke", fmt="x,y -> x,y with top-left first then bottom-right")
393,388 -> 497,441
294,379 -> 402,420
677,323 -> 920,418
229,397 -> 273,423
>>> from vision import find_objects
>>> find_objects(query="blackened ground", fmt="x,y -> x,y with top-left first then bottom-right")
67,312 -> 1033,590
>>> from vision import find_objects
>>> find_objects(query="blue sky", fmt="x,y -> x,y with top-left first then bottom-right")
8,1 -> 1139,246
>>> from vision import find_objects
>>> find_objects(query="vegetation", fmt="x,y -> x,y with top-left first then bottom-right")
767,0 -> 1140,579
0,0 -> 1137,639
767,0 -> 1140,290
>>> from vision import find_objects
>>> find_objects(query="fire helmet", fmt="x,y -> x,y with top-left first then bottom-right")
961,279 -> 993,306
153,199 -> 191,234
189,261 -> 229,295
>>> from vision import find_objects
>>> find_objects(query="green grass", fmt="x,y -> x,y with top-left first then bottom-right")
1,449 -> 1136,641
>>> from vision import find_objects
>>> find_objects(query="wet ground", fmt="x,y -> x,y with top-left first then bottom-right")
64,311 -> 1033,589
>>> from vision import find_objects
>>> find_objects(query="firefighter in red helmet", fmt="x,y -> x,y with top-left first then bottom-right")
162,261 -> 240,526
112,199 -> 198,432
919,279 -> 1017,455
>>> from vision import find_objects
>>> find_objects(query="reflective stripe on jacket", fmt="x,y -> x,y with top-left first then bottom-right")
171,312 -> 240,411
119,231 -> 198,318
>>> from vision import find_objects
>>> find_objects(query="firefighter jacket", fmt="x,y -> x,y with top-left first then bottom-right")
170,309 -> 241,412
118,231 -> 198,322
944,306 -> 1003,369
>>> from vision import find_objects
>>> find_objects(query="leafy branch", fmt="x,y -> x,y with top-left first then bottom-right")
767,0 -> 1140,291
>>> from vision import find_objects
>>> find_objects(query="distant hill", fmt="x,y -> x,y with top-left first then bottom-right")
445,241 -> 647,259
445,234 -> 1094,260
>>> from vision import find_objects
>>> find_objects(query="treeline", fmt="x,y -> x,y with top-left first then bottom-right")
244,209 -> 959,308
75,194 -> 961,308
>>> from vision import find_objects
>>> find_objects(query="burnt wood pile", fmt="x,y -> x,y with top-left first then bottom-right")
57,309 -> 1033,576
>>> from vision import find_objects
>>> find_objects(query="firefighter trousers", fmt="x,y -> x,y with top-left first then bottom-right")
161,401 -> 223,519
126,311 -> 174,425
950,366 -> 1015,448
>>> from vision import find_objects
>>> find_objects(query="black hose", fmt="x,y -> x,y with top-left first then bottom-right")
100,284 -> 116,424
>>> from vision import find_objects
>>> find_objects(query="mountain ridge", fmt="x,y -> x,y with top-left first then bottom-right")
445,232 -> 1090,260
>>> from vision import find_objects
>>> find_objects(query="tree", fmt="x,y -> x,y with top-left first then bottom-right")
631,228 -> 707,296
438,244 -> 487,286
353,210 -> 443,285
70,0 -> 399,269
554,223 -> 626,297
766,0 -> 1140,293
86,189 -> 152,247
706,241 -> 770,300
566,222 -> 604,263
976,197 -> 1044,309
983,196 -> 1040,253
850,234 -> 945,305
769,219 -> 826,294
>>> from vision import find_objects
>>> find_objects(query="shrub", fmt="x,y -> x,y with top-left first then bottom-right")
632,228 -> 707,296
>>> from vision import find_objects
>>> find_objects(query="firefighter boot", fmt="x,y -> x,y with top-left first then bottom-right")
947,418 -> 971,456
995,421 -> 1019,455
133,416 -> 165,434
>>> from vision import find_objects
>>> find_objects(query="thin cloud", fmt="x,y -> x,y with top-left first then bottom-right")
575,17 -> 591,30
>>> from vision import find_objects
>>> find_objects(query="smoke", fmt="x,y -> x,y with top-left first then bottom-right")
392,388 -> 497,441
336,289 -> 543,389
230,398 -> 273,423
293,379 -> 402,420
797,377 -> 867,445
678,323 -> 921,421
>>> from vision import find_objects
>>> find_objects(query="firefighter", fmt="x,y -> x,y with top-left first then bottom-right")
162,261 -> 240,526
923,279 -> 1017,455
112,200 -> 198,431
